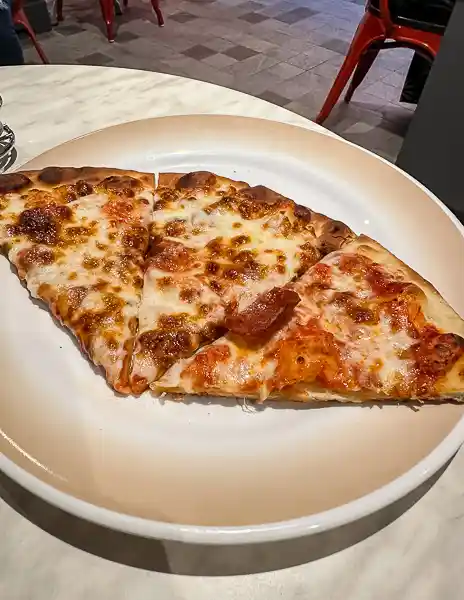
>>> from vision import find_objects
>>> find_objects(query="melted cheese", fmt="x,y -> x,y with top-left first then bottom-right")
0,182 -> 154,389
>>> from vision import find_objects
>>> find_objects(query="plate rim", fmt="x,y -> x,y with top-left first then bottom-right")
2,114 -> 464,545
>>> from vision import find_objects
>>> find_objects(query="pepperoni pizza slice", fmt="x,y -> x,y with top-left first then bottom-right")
130,171 -> 355,393
154,236 -> 464,403
0,167 -> 155,393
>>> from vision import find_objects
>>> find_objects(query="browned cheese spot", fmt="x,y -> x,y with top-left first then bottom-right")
149,240 -> 195,273
180,287 -> 200,303
157,276 -> 174,289
122,225 -> 148,252
205,261 -> 220,275
206,237 -> 224,257
231,235 -> 251,246
83,255 -> 101,270
18,246 -> 55,273
298,242 -> 321,275
72,294 -> 125,348
138,329 -> 194,369
164,220 -> 186,237
10,204 -> 72,245
63,226 -> 94,246
24,189 -> 56,208
56,286 -> 88,320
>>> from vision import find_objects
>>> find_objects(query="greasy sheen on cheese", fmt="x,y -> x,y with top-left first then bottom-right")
154,236 -> 464,402
0,167 -> 155,392
130,171 -> 355,393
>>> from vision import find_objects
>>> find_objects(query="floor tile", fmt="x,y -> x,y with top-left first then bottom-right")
274,7 -> 318,24
288,45 -> 339,70
264,61 -> 304,81
239,1 -> 266,10
203,53 -> 238,68
279,70 -> 333,101
54,23 -> 86,35
76,51 -> 113,65
113,30 -> 139,43
183,44 -> 217,60
239,12 -> 269,23
170,12 -> 198,23
363,81 -> 400,103
320,37 -> 350,55
224,45 -> 258,61
203,37 -> 235,52
224,53 -> 280,75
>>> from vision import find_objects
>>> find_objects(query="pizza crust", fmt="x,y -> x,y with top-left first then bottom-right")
6,166 -> 154,195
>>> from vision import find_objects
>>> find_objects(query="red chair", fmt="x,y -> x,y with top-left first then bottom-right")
55,0 -> 164,43
12,0 -> 49,63
316,0 -> 445,124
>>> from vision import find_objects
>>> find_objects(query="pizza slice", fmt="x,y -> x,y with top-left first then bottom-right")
0,166 -> 155,393
130,171 -> 355,393
154,236 -> 464,403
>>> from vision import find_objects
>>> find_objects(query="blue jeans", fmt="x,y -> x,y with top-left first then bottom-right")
0,0 -> 24,66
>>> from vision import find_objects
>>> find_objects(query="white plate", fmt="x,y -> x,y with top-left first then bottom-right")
1,115 -> 464,545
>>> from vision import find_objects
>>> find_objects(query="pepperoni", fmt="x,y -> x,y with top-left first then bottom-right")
226,287 -> 300,340
0,173 -> 32,194
148,240 -> 195,272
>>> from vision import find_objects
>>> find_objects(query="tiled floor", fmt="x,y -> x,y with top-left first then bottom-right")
23,0 -> 417,161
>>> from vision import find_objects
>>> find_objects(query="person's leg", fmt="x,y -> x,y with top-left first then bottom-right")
0,0 -> 25,66
399,0 -> 455,104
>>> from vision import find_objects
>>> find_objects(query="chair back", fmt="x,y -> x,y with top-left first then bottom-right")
368,0 -> 453,34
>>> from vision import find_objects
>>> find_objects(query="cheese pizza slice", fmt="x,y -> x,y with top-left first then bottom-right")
0,167 -> 155,393
154,236 -> 464,403
130,171 -> 355,393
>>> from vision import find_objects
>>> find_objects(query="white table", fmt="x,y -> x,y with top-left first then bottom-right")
1,65 -> 464,600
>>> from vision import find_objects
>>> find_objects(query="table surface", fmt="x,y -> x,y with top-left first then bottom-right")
1,65 -> 464,600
